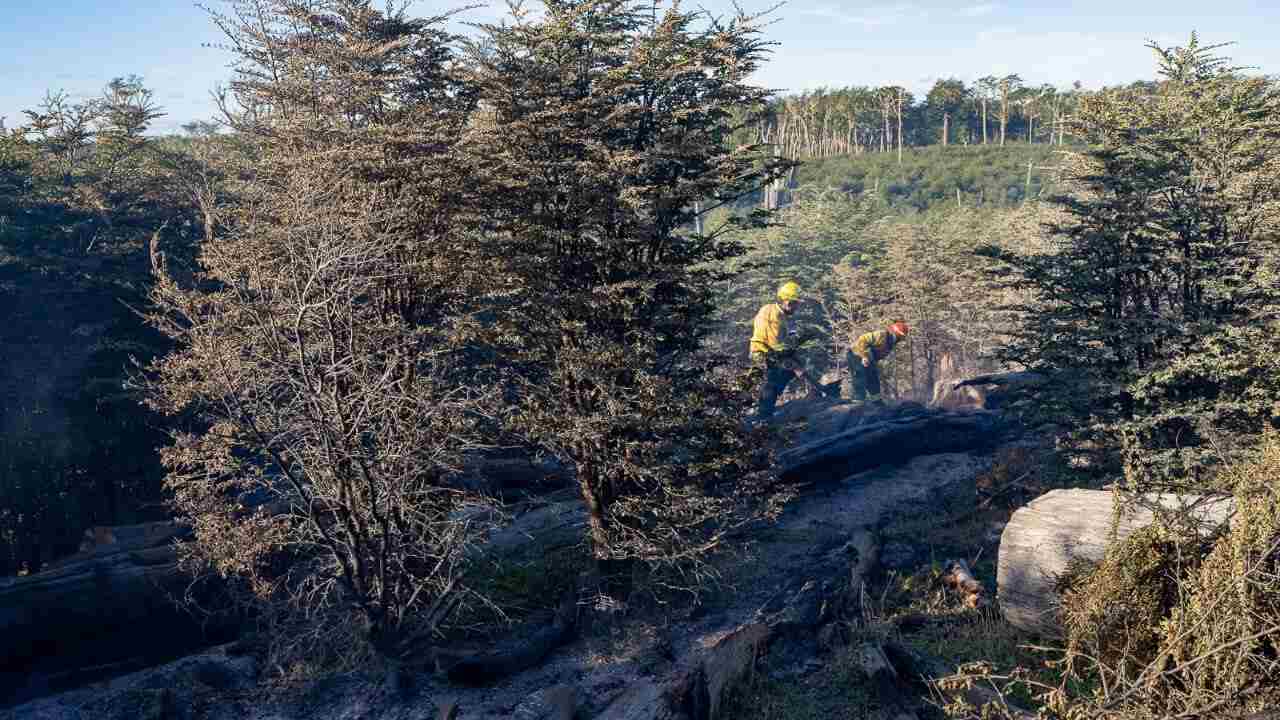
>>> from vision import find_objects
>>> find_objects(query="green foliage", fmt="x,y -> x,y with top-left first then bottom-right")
1059,524 -> 1210,675
1024,434 -> 1280,718
985,36 -> 1280,482
754,74 -> 1082,166
797,144 -> 1061,213
462,0 -> 791,590
1121,323 -> 1280,493
711,187 -> 878,366
0,75 -> 193,576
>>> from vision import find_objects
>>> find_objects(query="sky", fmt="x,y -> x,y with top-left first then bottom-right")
2,0 -> 1278,135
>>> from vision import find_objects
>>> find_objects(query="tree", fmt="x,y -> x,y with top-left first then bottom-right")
996,73 -> 1022,146
985,37 -> 1280,483
976,76 -> 997,145
894,86 -> 910,164
143,0 -> 495,656
462,0 -> 790,595
2,77 -> 184,577
925,78 -> 968,147
876,86 -> 897,154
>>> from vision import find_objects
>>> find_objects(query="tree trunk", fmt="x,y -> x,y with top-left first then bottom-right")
981,99 -> 988,144
942,112 -> 949,147
777,406 -> 1003,486
896,90 -> 904,165
997,489 -> 1234,635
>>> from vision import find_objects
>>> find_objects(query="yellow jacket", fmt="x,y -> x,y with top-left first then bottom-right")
852,329 -> 897,364
750,303 -> 790,358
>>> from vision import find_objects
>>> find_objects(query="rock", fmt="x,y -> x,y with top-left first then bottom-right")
472,499 -> 587,561
998,489 -> 1234,634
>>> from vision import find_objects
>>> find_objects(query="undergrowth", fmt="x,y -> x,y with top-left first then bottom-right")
723,442 -> 1077,718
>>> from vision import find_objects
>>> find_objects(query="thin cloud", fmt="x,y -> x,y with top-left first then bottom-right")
976,25 -> 1018,43
960,3 -> 997,17
800,3 -> 925,28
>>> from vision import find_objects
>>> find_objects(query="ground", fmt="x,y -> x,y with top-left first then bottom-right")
4,404 -> 1068,720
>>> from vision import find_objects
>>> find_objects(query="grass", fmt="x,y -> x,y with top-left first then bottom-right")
719,646 -> 877,720
467,543 -> 590,620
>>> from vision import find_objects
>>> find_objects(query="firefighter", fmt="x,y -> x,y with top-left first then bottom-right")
847,321 -> 910,403
750,281 -> 805,419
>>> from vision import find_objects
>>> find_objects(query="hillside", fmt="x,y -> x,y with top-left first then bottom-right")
794,144 -> 1064,213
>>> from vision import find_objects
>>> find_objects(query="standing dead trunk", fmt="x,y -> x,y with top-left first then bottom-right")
942,112 -> 949,147
895,89 -> 904,165
981,98 -> 988,144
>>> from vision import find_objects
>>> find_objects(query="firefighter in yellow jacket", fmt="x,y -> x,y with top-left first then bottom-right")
847,321 -> 910,403
750,281 -> 806,419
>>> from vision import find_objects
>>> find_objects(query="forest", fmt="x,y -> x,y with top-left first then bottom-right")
2,1 -> 1280,718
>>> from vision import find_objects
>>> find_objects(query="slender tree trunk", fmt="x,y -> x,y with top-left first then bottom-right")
896,90 -> 904,165
981,99 -> 988,145
999,86 -> 1009,147
942,112 -> 949,147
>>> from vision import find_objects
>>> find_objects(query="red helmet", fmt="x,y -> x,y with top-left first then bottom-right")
888,321 -> 910,337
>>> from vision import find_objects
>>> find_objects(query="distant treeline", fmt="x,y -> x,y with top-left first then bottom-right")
749,75 -> 1107,161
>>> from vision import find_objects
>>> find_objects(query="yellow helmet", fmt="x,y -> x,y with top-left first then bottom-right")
777,281 -> 801,302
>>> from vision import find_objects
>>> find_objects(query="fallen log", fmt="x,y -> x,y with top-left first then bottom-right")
932,371 -> 1046,411
778,407 -> 1003,485
470,497 -> 586,561
0,521 -> 239,706
997,489 -> 1234,634
433,592 -> 577,686
952,371 -> 1047,390
457,454 -> 571,499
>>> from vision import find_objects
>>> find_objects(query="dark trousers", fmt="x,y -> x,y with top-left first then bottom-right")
847,351 -> 881,401
755,361 -> 796,419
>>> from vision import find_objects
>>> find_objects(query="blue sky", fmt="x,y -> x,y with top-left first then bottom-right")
2,1 -> 1277,135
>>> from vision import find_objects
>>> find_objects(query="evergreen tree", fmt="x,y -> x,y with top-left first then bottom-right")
985,36 -> 1280,485
463,0 -> 791,594
925,78 -> 969,147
